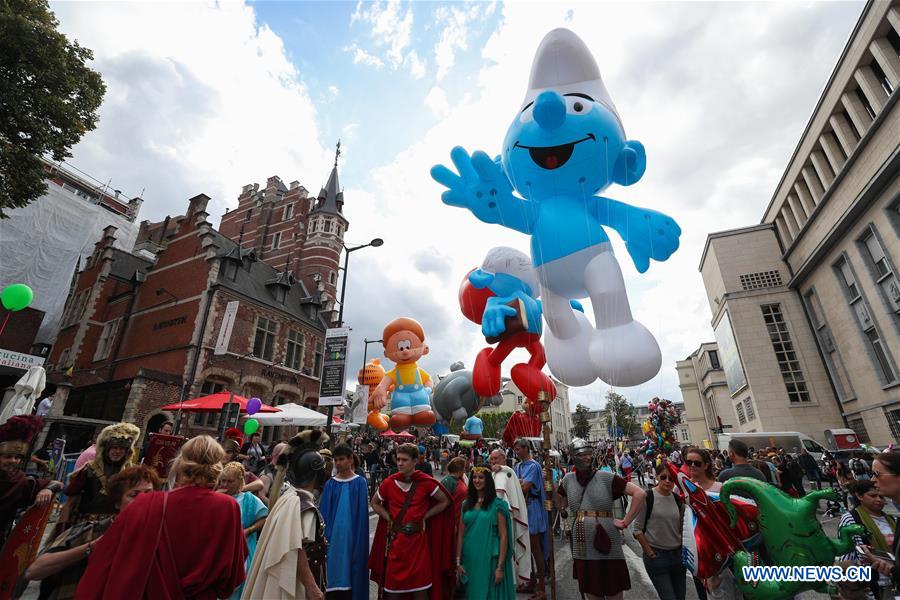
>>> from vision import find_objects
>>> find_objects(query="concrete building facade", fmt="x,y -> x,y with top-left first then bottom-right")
677,342 -> 739,446
696,2 -> 900,446
479,376 -> 572,449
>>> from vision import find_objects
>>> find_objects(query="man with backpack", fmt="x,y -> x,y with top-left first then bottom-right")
850,455 -> 871,480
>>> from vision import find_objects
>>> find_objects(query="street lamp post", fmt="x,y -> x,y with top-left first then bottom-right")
326,238 -> 384,434
362,337 -> 384,370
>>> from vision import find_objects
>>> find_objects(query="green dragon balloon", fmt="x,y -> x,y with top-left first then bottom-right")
719,477 -> 865,599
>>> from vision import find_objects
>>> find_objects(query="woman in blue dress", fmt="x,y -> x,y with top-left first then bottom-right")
219,461 -> 268,600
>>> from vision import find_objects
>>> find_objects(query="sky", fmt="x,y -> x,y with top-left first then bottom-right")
48,0 -> 863,410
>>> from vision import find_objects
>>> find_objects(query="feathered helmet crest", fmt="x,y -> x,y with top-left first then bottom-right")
94,422 -> 140,467
0,415 -> 43,456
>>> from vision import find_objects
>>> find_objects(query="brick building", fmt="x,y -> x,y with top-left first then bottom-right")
43,156 -> 349,451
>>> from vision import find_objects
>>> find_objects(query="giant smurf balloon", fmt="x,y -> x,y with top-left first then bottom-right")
432,29 -> 681,387
370,317 -> 436,432
459,247 -> 566,415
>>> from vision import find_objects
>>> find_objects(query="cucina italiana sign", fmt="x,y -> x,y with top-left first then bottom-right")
0,349 -> 46,371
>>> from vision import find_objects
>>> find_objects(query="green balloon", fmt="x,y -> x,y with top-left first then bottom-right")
0,284 -> 33,312
243,418 -> 260,435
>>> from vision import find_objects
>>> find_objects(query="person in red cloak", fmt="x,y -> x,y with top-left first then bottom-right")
369,443 -> 456,600
0,415 -> 61,547
74,435 -> 247,600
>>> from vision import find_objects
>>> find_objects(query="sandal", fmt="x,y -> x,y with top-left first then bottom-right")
516,581 -> 535,594
528,588 -> 546,600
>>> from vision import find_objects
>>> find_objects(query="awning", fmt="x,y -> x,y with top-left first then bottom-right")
160,392 -> 280,414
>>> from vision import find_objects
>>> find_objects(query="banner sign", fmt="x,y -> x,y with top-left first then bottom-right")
352,384 -> 368,424
0,349 -> 45,371
318,327 -> 350,407
214,301 -> 239,355
142,433 -> 187,480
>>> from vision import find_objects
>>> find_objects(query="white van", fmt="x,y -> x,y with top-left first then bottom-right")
716,431 -> 828,461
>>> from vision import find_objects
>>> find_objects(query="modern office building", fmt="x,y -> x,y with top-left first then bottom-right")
697,1 -> 900,446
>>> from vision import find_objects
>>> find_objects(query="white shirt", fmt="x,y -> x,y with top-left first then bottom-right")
35,397 -> 52,417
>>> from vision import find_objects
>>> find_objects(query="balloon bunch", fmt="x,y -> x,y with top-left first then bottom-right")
244,397 -> 262,435
639,397 -> 679,456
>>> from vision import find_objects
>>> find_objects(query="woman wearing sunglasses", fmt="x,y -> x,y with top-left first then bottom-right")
634,463 -> 685,600
865,452 -> 900,595
682,448 -> 722,600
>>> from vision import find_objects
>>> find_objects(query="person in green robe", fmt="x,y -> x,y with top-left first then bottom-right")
456,466 -> 516,600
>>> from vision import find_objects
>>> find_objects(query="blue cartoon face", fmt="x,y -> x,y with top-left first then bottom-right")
501,89 -> 627,200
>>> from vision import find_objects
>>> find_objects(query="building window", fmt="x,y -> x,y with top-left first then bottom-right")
323,219 -> 332,233
253,317 -> 277,362
271,232 -> 282,250
862,230 -> 890,278
846,417 -> 871,445
329,271 -> 337,286
285,330 -> 304,371
736,402 -> 746,425
739,270 -> 782,291
195,380 -> 226,426
336,224 -> 343,238
866,329 -> 896,383
837,259 -> 860,299
309,220 -> 317,234
283,203 -> 294,221
680,428 -> 690,442
708,350 -> 721,370
835,256 -> 898,384
885,407 -> 900,443
761,304 -> 810,403
245,208 -> 252,221
93,319 -> 120,362
744,398 -> 755,421
858,227 -> 900,314
313,341 -> 323,377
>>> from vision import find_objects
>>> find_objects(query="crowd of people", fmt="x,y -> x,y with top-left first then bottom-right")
2,411 -> 900,600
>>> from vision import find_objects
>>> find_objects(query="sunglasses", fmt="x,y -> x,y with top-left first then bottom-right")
685,460 -> 705,468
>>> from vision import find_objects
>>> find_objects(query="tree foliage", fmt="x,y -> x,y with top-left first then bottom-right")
604,391 -> 638,440
449,411 -> 513,440
0,0 -> 106,217
571,403 -> 591,441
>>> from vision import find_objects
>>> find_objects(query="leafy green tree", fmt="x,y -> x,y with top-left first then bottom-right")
450,411 -> 513,440
0,0 -> 106,217
604,391 -> 637,440
571,404 -> 591,441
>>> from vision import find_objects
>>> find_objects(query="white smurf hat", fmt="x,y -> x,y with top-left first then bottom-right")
481,247 -> 539,297
523,28 -> 623,131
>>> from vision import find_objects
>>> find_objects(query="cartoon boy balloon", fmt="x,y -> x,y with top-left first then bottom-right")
370,317 -> 436,431
431,28 -> 681,387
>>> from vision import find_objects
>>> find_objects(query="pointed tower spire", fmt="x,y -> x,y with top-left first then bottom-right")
312,140 -> 345,216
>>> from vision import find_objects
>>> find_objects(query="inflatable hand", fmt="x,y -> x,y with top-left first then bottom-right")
431,148 -> 518,227
622,205 -> 682,273
482,302 -> 517,338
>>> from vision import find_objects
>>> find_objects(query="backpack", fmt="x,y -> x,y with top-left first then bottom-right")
642,489 -> 684,532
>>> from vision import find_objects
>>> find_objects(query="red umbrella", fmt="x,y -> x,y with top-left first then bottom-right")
160,392 -> 280,414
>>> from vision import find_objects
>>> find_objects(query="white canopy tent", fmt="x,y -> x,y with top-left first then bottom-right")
243,403 -> 327,427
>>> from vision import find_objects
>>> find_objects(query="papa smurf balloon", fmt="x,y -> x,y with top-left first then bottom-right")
432,28 -> 681,388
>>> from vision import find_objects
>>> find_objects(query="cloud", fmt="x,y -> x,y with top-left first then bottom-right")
340,1 -> 861,411
328,85 -> 340,97
412,247 -> 454,279
349,0 -> 421,78
424,86 -> 449,116
433,4 -> 481,81
346,44 -> 385,68
49,1 -> 332,222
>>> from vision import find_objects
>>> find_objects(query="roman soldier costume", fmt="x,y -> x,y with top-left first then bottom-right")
63,423 -> 139,527
0,415 -> 60,546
